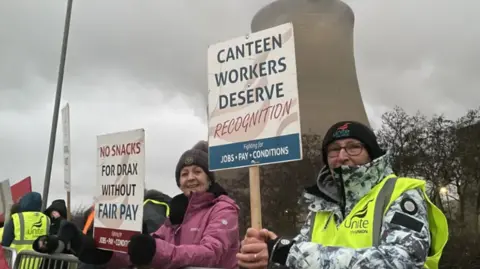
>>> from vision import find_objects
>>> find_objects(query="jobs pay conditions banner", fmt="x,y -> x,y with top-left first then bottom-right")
94,128 -> 145,253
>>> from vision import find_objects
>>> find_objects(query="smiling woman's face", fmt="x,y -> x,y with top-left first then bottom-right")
179,165 -> 210,196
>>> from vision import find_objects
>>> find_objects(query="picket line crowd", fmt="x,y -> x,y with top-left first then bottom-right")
0,121 -> 449,269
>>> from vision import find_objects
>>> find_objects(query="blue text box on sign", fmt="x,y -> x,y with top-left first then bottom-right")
208,133 -> 302,171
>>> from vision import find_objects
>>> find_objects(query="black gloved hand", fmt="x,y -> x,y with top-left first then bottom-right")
267,236 -> 294,266
169,194 -> 189,225
128,234 -> 156,267
78,235 -> 114,265
32,235 -> 59,254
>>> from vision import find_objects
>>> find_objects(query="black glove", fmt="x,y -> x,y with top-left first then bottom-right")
33,221 -> 79,255
78,235 -> 114,265
128,234 -> 156,267
267,237 -> 294,266
33,235 -> 60,254
169,194 -> 189,225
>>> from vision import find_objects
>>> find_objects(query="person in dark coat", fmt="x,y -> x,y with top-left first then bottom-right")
33,189 -> 172,268
44,199 -> 68,235
143,189 -> 171,234
36,199 -> 72,269
33,208 -> 110,266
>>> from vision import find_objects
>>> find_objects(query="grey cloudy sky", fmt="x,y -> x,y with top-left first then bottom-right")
0,0 -> 478,208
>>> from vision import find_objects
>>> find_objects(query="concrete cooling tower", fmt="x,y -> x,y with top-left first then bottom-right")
215,0 -> 369,181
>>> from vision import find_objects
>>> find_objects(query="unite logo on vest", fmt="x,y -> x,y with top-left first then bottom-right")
343,199 -> 373,234
26,215 -> 47,237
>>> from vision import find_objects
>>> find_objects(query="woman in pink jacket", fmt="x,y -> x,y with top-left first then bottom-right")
107,141 -> 240,269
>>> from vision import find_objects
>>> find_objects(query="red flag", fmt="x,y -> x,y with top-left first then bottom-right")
11,176 -> 32,203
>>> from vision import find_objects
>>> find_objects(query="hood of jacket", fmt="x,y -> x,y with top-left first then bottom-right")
145,189 -> 172,203
19,192 -> 42,212
45,199 -> 68,219
303,152 -> 394,216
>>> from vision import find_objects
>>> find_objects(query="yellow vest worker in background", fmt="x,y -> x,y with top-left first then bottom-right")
11,211 -> 49,251
2,192 -> 49,269
238,121 -> 448,269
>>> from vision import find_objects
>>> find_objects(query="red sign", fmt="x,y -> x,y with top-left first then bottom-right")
11,177 -> 32,203
0,177 -> 32,223
94,227 -> 139,253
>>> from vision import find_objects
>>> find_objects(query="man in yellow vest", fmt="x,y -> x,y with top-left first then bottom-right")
1,192 -> 49,251
237,121 -> 449,269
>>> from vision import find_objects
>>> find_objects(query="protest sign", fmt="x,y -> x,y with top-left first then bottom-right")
0,179 -> 13,222
62,103 -> 72,220
207,23 -> 301,229
94,128 -> 145,253
11,176 -> 32,203
207,22 -> 302,171
62,103 -> 71,192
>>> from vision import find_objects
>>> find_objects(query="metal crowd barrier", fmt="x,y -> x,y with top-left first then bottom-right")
12,250 -> 78,269
2,247 -> 17,269
3,248 -> 225,269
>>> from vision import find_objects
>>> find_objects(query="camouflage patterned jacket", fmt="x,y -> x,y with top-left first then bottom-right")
273,153 -> 431,269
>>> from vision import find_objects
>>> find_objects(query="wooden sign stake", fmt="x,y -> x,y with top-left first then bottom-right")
249,166 -> 262,229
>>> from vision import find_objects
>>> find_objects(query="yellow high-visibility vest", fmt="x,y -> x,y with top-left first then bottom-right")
11,212 -> 50,269
144,199 -> 170,217
311,175 -> 448,269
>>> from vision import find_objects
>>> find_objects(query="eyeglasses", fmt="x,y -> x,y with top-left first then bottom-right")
327,142 -> 364,158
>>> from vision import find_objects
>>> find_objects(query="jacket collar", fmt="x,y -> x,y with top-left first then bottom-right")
166,183 -> 233,226
187,191 -> 216,211
187,182 -> 229,211
303,152 -> 394,216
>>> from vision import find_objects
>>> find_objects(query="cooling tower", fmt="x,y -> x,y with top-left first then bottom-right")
215,0 -> 369,181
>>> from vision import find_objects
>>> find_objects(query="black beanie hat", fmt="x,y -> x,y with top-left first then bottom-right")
322,121 -> 384,167
175,140 -> 215,186
44,199 -> 68,219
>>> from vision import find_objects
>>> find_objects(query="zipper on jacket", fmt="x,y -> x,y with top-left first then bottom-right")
323,212 -> 334,230
335,168 -> 347,219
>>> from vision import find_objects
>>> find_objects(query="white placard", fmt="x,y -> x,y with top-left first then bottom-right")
61,103 -> 71,191
207,22 -> 302,171
94,128 -> 145,253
